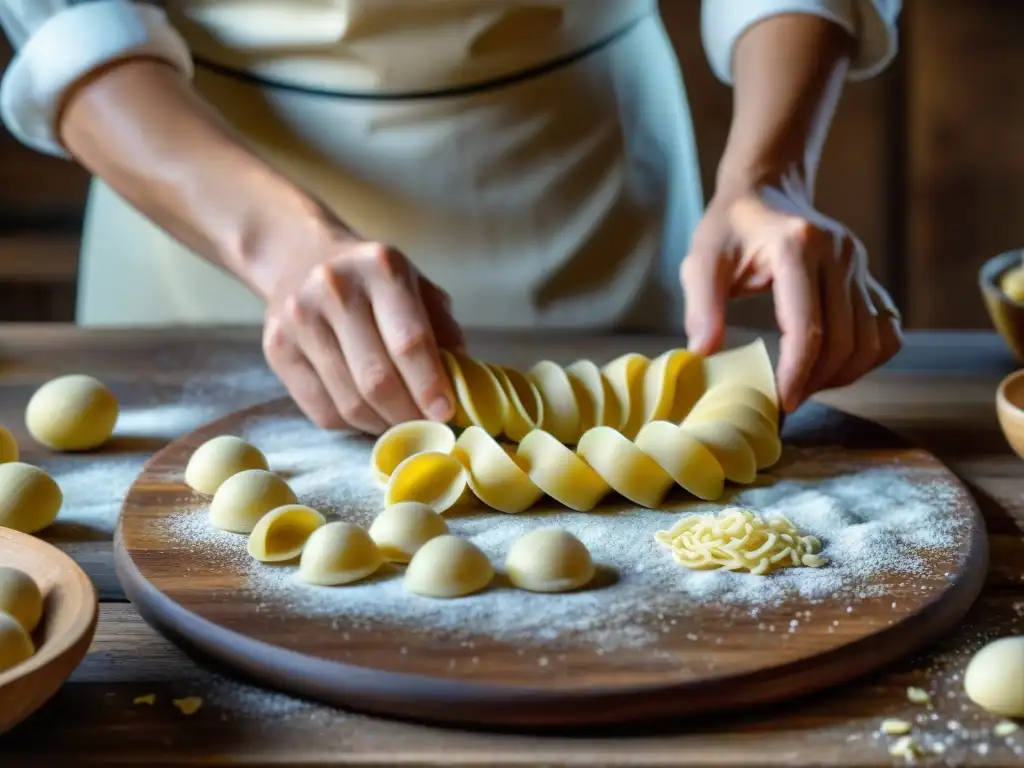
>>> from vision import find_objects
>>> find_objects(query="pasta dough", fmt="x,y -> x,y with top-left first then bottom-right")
0,567 -> 43,633
368,501 -> 449,563
298,521 -> 384,586
209,469 -> 297,534
0,611 -> 34,673
504,528 -> 595,593
248,504 -> 326,562
25,374 -> 119,451
185,435 -> 269,495
654,507 -> 827,576
0,462 -> 63,534
963,636 -> 1024,717
371,340 -> 782,513
0,425 -> 18,464
404,535 -> 494,598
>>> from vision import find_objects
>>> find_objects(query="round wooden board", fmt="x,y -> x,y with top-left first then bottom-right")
114,398 -> 988,729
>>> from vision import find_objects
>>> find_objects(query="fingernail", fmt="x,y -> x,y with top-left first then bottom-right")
427,395 -> 452,421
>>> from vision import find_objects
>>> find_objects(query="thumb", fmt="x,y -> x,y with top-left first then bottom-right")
417,276 -> 466,353
680,250 -> 730,355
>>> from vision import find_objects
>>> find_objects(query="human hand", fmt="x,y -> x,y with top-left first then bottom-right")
681,173 -> 902,413
257,223 -> 464,434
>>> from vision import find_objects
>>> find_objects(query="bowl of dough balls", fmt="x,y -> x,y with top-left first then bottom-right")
981,247 -> 1024,362
0,527 -> 98,734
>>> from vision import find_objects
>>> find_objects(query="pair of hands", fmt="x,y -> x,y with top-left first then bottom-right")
261,182 -> 902,434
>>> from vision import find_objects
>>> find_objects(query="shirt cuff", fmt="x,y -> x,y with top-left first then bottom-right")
701,0 -> 900,85
0,1 -> 193,158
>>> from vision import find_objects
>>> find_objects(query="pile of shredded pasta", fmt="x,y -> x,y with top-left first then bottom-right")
654,506 -> 827,576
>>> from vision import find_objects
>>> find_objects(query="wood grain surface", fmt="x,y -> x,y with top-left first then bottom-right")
114,387 -> 988,727
0,326 -> 1021,765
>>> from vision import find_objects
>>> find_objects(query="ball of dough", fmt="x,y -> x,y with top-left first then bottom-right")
1002,266 -> 1024,303
0,567 -> 43,633
0,425 -> 18,464
0,611 -> 34,673
298,521 -> 384,586
504,527 -> 595,593
248,504 -> 326,563
25,374 -> 119,452
404,535 -> 493,598
368,501 -> 449,563
964,636 -> 1024,717
209,469 -> 297,534
0,462 -> 63,534
185,435 -> 269,495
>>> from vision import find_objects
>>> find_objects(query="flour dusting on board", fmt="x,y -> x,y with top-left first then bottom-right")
162,414 -> 973,652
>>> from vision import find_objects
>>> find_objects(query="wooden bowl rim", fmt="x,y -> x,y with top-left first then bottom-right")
996,368 -> 1024,415
979,248 -> 1024,300
0,527 -> 99,688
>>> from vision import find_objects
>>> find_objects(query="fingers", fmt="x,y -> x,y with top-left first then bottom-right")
419,276 -> 466,353
801,235 -> 856,398
361,246 -> 457,422
681,249 -> 731,355
825,282 -> 902,389
770,230 -> 824,414
262,316 -> 379,432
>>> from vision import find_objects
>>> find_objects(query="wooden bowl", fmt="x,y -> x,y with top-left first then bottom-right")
980,248 -> 1024,362
0,527 -> 98,734
996,369 -> 1024,460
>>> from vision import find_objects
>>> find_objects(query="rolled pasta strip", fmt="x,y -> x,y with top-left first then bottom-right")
517,429 -> 610,512
443,350 -> 508,436
691,383 -> 779,429
633,420 -> 725,501
576,426 -> 674,508
703,339 -> 778,406
527,361 -> 581,445
564,359 -> 620,435
451,427 -> 544,514
680,421 -> 757,485
371,420 -> 457,484
385,451 -> 467,514
490,365 -> 543,441
683,402 -> 781,470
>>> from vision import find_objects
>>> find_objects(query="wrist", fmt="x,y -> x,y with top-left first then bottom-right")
228,180 -> 354,302
713,156 -> 811,205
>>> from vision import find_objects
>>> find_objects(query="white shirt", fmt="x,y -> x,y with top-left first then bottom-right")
0,1 -> 900,159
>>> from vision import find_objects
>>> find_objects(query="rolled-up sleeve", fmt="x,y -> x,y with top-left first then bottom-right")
0,1 -> 193,157
701,0 -> 901,85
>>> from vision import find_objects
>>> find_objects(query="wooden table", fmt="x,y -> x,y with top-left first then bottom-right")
0,324 -> 1022,766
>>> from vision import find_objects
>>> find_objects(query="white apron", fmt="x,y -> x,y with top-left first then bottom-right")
76,1 -> 704,331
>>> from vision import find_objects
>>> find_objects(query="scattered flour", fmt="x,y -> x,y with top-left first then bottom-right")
161,414 -> 974,653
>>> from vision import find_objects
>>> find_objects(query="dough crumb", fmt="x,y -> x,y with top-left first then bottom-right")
906,686 -> 930,705
881,718 -> 913,735
994,720 -> 1020,737
888,735 -> 924,761
172,696 -> 203,716
132,693 -> 156,706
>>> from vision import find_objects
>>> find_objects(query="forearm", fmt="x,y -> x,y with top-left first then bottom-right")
58,58 -> 333,299
714,14 -> 854,201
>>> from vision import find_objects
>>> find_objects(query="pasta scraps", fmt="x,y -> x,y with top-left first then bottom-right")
654,506 -> 827,576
